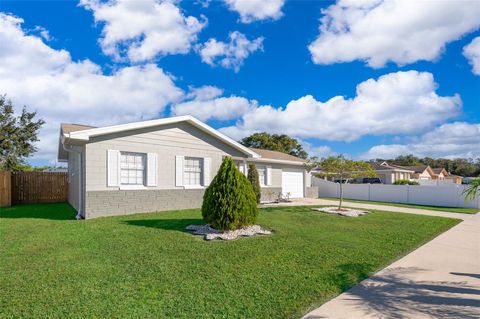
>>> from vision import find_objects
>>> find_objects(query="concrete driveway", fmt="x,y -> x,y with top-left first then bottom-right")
295,198 -> 480,319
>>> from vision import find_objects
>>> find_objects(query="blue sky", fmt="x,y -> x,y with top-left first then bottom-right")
1,0 -> 479,166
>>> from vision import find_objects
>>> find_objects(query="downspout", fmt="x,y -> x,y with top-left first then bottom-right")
62,136 -> 83,220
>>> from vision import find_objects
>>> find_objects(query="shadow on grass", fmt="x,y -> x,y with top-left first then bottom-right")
330,263 -> 373,291
124,218 -> 203,232
0,203 -> 76,220
260,206 -> 312,214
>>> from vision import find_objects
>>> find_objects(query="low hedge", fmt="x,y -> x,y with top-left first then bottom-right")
393,179 -> 420,185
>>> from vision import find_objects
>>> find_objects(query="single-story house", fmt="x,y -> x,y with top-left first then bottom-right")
431,168 -> 463,184
58,115 -> 315,219
397,165 -> 436,180
432,167 -> 448,180
444,174 -> 463,184
368,161 -> 415,184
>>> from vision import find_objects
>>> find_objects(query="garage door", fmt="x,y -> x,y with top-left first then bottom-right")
282,169 -> 304,198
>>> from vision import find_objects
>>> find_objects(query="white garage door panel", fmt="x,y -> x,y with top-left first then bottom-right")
282,170 -> 304,198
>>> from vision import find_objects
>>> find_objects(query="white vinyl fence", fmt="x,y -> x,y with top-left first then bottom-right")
417,179 -> 457,187
312,177 -> 480,209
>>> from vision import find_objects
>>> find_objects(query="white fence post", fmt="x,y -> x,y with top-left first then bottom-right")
406,184 -> 409,204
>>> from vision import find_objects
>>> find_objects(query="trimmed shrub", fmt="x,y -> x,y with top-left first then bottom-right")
247,163 -> 261,204
202,157 -> 259,231
393,179 -> 419,185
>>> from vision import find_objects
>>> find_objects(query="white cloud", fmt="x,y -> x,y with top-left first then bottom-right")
300,141 -> 334,159
0,13 -> 183,162
80,0 -> 206,62
220,71 -> 461,141
463,36 -> 480,76
199,31 -> 264,72
185,85 -> 223,100
361,122 -> 480,159
172,86 -> 257,121
32,25 -> 51,41
309,0 -> 480,67
224,0 -> 285,23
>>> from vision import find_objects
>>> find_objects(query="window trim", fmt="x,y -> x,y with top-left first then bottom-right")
183,156 -> 204,187
119,184 -> 147,190
119,151 -> 146,186
257,165 -> 267,186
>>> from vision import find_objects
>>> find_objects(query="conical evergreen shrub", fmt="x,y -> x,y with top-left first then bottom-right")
247,163 -> 261,204
202,157 -> 259,231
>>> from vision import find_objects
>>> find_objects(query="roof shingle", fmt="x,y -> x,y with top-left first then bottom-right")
61,123 -> 96,134
249,148 -> 306,163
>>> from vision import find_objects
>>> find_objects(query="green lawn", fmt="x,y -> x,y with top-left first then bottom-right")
0,203 -> 459,318
322,197 -> 479,214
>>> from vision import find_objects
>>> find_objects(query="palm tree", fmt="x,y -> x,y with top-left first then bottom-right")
463,178 -> 480,203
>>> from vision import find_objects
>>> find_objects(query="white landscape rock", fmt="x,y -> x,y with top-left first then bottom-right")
186,224 -> 272,241
312,206 -> 368,217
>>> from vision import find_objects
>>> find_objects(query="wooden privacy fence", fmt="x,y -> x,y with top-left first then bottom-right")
9,171 -> 68,205
0,171 -> 11,207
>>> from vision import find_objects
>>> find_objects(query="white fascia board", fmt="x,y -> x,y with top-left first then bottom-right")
64,115 -> 260,158
249,157 -> 306,166
66,116 -> 193,140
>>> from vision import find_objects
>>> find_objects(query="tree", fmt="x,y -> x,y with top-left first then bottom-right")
312,155 -> 376,210
386,155 -> 480,177
202,157 -> 259,231
390,154 -> 422,166
463,178 -> 480,203
247,163 -> 261,204
240,132 -> 308,159
0,96 -> 45,171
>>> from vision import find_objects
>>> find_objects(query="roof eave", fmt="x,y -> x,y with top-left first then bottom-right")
249,157 -> 306,166
64,115 -> 260,158
375,168 -> 415,173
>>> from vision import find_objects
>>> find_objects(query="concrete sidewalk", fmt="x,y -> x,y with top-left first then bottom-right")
263,197 -> 478,220
299,200 -> 480,319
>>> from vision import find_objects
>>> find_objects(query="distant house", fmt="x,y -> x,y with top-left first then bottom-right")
432,167 -> 448,180
444,174 -> 463,185
431,168 -> 463,184
398,165 -> 436,180
368,161 -> 415,184
392,165 -> 462,184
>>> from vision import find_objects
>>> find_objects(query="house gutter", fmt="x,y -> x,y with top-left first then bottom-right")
61,135 -> 83,220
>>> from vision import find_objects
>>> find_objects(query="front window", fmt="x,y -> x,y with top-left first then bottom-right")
184,157 -> 203,186
120,152 -> 145,185
257,165 -> 266,186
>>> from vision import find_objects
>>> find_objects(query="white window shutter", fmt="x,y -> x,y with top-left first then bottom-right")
147,153 -> 158,187
266,166 -> 272,186
107,150 -> 120,187
238,163 -> 245,175
203,157 -> 211,186
175,156 -> 184,187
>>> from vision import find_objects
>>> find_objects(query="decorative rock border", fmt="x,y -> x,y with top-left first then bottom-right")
312,206 -> 369,217
186,224 -> 272,241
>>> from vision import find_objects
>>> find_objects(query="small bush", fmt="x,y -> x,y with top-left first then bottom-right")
202,157 -> 259,231
393,179 -> 419,185
247,163 -> 261,204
